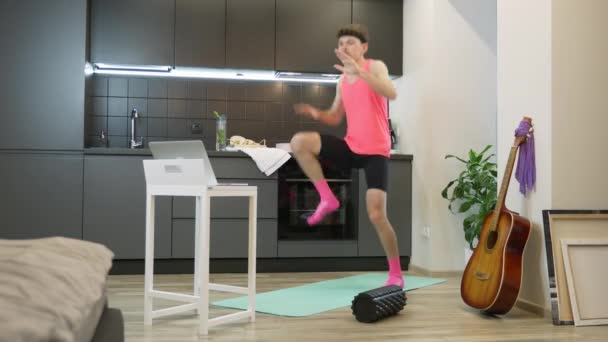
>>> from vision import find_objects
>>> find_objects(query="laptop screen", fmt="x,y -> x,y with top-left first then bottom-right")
149,140 -> 218,186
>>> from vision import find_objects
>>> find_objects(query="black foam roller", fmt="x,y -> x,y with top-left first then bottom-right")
351,285 -> 407,323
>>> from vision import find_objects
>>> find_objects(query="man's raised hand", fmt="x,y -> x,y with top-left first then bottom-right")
334,49 -> 361,75
293,103 -> 320,120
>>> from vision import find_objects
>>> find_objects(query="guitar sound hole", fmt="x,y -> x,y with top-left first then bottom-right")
485,231 -> 498,250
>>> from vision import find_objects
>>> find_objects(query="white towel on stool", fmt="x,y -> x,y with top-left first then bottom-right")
227,147 -> 291,176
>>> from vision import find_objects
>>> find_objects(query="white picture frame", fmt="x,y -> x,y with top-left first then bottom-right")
542,210 -> 608,325
561,239 -> 608,327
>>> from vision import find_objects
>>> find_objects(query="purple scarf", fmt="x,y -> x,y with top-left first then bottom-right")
514,119 -> 536,195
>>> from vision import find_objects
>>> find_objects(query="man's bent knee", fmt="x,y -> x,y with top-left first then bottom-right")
290,132 -> 320,155
290,133 -> 307,155
368,209 -> 388,227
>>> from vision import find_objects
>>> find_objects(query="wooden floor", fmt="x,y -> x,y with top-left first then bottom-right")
107,272 -> 607,341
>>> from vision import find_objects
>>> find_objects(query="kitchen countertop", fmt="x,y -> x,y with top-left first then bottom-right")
83,147 -> 413,160
83,147 -> 247,158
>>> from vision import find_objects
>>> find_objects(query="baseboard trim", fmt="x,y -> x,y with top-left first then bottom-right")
515,298 -> 549,317
408,264 -> 463,278
109,256 -> 411,275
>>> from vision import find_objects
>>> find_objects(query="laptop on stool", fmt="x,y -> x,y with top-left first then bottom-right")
148,140 -> 246,187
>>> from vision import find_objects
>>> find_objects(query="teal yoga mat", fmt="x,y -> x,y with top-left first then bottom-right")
212,273 -> 446,317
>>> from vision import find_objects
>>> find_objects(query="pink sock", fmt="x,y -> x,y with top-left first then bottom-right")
306,180 -> 340,225
384,257 -> 404,288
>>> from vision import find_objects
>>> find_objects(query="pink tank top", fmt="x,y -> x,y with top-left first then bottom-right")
340,59 -> 391,157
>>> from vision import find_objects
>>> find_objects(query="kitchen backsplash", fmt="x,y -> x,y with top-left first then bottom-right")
85,76 -> 345,149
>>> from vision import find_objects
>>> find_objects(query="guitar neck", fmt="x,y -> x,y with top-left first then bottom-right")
489,145 -> 519,231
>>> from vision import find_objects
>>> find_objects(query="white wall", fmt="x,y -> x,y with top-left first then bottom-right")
391,0 -> 496,271
497,0 -> 552,310
391,0 -> 436,271
498,0 -> 608,312
395,0 -> 608,313
551,0 -> 608,209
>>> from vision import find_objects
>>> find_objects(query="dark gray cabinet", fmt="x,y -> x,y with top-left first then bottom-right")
175,0 -> 225,68
83,155 -> 172,259
210,157 -> 279,180
172,219 -> 277,258
278,241 -> 358,257
226,0 -> 275,70
386,159 -> 412,256
74,150 -> 410,262
171,156 -> 278,258
352,0 -> 403,75
173,178 -> 277,219
357,158 -> 412,257
276,0 -> 351,73
90,0 -> 175,66
87,0 -> 403,74
0,153 -> 83,239
172,156 -> 278,219
0,0 -> 85,150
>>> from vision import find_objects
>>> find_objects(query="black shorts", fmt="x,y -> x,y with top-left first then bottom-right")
319,134 -> 389,191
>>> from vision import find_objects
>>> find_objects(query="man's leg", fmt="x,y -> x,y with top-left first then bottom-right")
290,132 -> 323,180
290,132 -> 340,225
366,189 -> 403,287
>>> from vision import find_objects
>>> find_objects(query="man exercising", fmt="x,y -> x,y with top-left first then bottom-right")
290,24 -> 403,287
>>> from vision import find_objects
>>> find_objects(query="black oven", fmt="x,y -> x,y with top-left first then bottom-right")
277,157 -> 356,240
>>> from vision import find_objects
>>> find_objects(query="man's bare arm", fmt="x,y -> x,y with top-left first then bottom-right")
358,60 -> 396,100
334,50 -> 396,100
293,78 -> 345,126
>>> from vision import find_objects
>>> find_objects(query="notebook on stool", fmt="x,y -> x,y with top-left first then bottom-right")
149,140 -> 247,187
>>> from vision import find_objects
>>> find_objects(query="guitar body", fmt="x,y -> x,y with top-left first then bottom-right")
460,209 -> 531,314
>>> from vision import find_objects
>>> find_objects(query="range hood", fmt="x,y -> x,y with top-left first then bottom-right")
88,63 -> 340,83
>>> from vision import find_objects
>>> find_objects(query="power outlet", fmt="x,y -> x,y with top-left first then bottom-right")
421,226 -> 431,239
190,122 -> 202,135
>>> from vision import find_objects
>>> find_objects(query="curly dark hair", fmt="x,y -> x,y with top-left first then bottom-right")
337,24 -> 369,43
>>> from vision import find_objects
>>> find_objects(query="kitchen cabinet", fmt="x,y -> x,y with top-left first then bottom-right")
171,156 -> 279,258
226,0 -> 275,70
278,241 -> 358,257
172,219 -> 277,258
173,179 -> 277,219
175,0 -> 225,68
90,0 -> 175,66
275,0 -> 351,73
357,158 -> 412,257
87,0 -> 403,75
0,153 -> 83,240
82,153 -> 277,260
352,0 -> 403,75
75,148 -> 412,263
0,0 -> 85,150
83,155 -> 173,259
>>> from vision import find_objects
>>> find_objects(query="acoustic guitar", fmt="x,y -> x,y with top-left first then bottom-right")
460,117 -> 533,314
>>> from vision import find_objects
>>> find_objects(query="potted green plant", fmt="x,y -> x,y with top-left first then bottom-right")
441,145 -> 497,257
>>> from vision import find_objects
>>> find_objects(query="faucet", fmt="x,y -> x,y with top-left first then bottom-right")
130,108 -> 143,148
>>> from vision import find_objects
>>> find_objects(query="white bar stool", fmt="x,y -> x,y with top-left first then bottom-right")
142,159 -> 257,335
